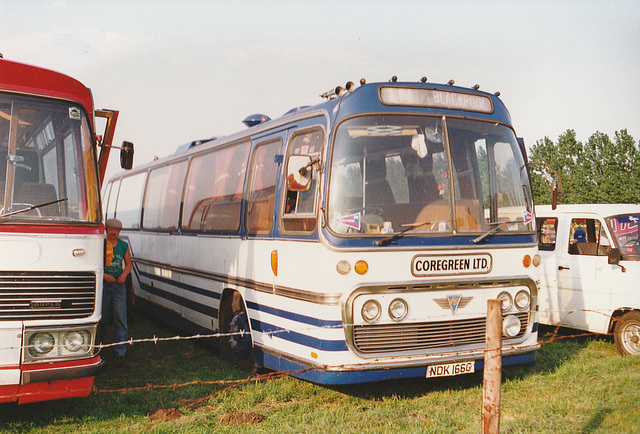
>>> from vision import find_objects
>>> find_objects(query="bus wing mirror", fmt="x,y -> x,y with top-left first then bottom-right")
120,141 -> 134,170
287,155 -> 312,192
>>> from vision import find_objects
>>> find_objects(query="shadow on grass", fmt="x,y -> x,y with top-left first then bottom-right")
533,324 -> 606,372
582,406 -> 613,433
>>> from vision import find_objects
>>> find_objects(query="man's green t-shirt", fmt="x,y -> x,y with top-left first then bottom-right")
105,239 -> 128,278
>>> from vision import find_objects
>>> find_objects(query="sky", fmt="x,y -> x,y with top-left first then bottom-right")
1,0 -> 639,182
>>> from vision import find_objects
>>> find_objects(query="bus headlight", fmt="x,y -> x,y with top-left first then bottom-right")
497,291 -> 513,311
502,315 -> 522,338
362,300 -> 381,323
28,333 -> 55,357
24,326 -> 95,362
63,330 -> 91,352
514,290 -> 531,311
532,254 -> 541,267
388,298 -> 408,321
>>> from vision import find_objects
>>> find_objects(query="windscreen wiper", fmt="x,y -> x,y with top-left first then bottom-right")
375,220 -> 431,246
0,198 -> 68,219
472,220 -> 521,244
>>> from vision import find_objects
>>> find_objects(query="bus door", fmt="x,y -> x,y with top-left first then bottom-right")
244,132 -> 287,288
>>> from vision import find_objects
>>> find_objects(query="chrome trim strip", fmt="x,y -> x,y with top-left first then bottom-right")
133,257 -> 341,305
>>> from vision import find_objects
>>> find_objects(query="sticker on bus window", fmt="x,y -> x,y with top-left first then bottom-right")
69,107 -> 81,120
335,213 -> 361,231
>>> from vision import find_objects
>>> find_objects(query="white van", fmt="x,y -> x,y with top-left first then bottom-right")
535,204 -> 640,355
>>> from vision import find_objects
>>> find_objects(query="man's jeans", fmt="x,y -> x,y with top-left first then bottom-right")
102,281 -> 128,357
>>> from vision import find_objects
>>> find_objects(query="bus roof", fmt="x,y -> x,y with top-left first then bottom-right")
115,78 -> 514,175
0,57 -> 94,120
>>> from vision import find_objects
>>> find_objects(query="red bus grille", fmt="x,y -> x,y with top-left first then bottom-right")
353,312 -> 530,354
0,272 -> 96,320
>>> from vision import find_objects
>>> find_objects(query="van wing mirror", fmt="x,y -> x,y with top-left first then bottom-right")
608,247 -> 627,272
120,141 -> 134,170
287,155 -> 313,192
608,247 -> 621,265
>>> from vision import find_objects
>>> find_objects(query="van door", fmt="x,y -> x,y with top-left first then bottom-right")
554,216 -> 613,332
537,216 -> 562,325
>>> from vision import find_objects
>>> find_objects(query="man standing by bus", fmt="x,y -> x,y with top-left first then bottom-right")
103,218 -> 132,359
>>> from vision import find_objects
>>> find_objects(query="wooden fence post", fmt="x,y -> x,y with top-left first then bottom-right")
482,298 -> 502,433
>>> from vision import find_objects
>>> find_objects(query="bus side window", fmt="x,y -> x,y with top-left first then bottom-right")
282,129 -> 322,233
114,172 -> 146,229
246,140 -> 281,234
104,179 -> 120,221
143,161 -> 187,232
537,217 -> 557,251
182,142 -> 250,234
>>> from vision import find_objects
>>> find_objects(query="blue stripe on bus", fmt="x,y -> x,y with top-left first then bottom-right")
139,281 -> 218,318
139,270 -> 221,300
138,274 -> 345,346
251,319 -> 348,352
245,300 -> 342,328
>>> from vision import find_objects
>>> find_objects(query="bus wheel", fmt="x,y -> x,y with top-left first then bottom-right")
220,293 -> 256,371
614,311 -> 640,356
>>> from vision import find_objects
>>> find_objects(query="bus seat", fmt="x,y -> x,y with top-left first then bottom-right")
456,199 -> 481,231
414,200 -> 479,231
247,195 -> 274,233
203,200 -> 241,232
365,159 -> 395,206
17,182 -> 60,216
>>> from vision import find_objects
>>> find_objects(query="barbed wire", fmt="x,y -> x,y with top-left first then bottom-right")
1,308 -> 629,412
2,308 -> 626,353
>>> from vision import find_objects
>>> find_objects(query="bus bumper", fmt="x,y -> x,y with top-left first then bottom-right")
257,348 -> 537,385
0,355 -> 104,404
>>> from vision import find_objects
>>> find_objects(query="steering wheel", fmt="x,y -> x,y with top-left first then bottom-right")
623,238 -> 640,248
428,220 -> 453,232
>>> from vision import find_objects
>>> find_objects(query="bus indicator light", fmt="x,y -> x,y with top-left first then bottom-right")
354,260 -> 368,275
271,250 -> 278,276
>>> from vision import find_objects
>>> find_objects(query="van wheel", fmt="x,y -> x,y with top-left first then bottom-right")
614,311 -> 640,356
220,292 -> 256,372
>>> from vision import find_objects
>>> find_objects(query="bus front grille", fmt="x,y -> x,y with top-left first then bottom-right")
0,272 -> 96,320
353,312 -> 529,354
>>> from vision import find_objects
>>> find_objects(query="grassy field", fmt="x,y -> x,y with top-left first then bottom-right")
2,312 -> 640,433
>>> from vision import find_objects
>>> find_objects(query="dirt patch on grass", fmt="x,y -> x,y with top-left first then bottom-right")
148,407 -> 183,422
220,412 -> 265,425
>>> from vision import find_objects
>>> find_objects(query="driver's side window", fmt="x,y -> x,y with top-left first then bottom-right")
281,128 -> 323,234
568,218 -> 609,256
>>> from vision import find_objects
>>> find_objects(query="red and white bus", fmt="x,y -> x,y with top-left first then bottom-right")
0,56 -> 133,403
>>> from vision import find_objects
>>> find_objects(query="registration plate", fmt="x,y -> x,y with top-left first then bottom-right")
426,361 -> 474,378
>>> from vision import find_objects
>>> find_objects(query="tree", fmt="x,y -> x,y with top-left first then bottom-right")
528,129 -> 639,205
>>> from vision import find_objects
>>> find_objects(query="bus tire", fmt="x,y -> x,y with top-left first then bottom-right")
614,311 -> 640,356
220,292 -> 256,372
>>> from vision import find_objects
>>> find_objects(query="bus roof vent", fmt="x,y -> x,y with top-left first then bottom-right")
242,114 -> 271,128
174,137 -> 218,154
